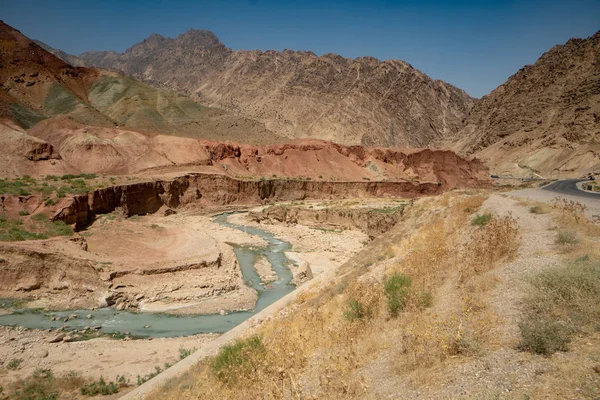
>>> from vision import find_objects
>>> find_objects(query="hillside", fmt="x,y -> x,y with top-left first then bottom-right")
0,21 -> 279,143
76,29 -> 474,147
441,30 -> 600,178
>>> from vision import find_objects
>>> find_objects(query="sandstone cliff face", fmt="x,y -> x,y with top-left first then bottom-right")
248,204 -> 403,238
0,242 -> 105,309
441,30 -> 600,177
77,29 -> 474,147
53,172 -> 483,227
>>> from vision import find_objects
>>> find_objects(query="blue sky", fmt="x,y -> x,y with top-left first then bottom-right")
1,0 -> 599,97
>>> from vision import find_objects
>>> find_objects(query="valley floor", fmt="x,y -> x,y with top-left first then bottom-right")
0,201 -> 371,398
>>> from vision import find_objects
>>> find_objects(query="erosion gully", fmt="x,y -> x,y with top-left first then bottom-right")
0,212 -> 295,338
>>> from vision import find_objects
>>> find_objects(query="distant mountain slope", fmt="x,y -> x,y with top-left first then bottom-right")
441,30 -> 600,177
77,29 -> 474,147
33,39 -> 87,67
0,21 -> 278,144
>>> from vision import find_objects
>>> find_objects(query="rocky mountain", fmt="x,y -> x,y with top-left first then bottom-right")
440,30 -> 600,177
77,29 -> 474,147
0,21 -> 286,176
33,40 -> 87,67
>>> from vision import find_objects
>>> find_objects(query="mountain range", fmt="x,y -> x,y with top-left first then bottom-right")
1,20 -> 599,177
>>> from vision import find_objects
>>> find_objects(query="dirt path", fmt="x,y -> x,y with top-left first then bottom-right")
482,194 -> 560,345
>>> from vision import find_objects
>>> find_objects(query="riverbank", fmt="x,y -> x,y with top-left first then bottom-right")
0,204 -> 371,396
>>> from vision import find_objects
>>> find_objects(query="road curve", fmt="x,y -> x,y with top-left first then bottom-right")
542,179 -> 600,200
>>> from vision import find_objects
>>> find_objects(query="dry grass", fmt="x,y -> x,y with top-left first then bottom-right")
150,192 -> 525,400
552,197 -> 600,237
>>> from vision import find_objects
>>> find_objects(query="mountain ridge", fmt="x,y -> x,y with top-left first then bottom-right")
71,28 -> 474,148
439,28 -> 600,177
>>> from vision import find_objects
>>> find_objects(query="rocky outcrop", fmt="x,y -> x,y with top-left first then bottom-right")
0,243 -> 105,309
249,204 -> 404,238
52,173 -> 463,227
440,30 -> 600,177
200,140 -> 490,186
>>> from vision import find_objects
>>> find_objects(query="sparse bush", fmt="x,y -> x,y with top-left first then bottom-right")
18,211 -> 29,216
463,214 -> 520,278
80,375 -> 127,396
471,213 -> 492,227
529,205 -> 546,214
417,290 -> 433,308
518,319 -> 572,355
31,212 -> 48,221
212,336 -> 265,384
384,273 -> 412,317
552,198 -> 587,225
11,368 -> 58,400
343,299 -> 366,321
80,377 -> 118,396
44,198 -> 56,206
7,358 -> 23,370
518,260 -> 600,355
179,346 -> 196,360
555,230 -> 579,245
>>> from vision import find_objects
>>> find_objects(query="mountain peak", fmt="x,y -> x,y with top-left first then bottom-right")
176,28 -> 223,48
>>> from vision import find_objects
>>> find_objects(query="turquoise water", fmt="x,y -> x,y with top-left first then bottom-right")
0,213 -> 295,338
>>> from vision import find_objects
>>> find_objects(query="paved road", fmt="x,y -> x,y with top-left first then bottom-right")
542,179 -> 600,200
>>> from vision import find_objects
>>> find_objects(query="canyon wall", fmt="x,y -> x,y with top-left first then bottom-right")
52,173 -> 454,227
248,204 -> 404,238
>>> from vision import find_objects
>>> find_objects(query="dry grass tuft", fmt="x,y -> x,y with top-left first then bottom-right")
461,214 -> 520,281
518,258 -> 600,355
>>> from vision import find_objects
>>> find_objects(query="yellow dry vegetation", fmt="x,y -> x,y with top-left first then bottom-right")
150,190 -> 524,400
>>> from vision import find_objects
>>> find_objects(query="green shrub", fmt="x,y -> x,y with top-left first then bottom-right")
11,368 -> 58,400
44,198 -> 56,206
80,375 -> 127,396
80,377 -> 117,396
137,366 -> 164,386
7,358 -> 23,370
179,346 -> 196,360
384,273 -> 412,317
18,211 -> 30,216
31,212 -> 48,221
212,336 -> 265,384
56,187 -> 68,198
555,230 -> 579,245
343,299 -> 366,321
45,221 -> 73,237
472,213 -> 492,227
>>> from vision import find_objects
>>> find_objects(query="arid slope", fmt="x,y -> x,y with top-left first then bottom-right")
441,30 -> 600,178
75,29 -> 474,147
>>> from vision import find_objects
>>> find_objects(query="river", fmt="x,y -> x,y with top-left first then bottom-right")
0,212 -> 295,338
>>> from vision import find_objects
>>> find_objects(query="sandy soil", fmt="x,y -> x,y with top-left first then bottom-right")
0,326 -> 216,388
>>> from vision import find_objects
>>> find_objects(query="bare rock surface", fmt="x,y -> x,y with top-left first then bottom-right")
440,30 -> 600,178
76,29 -> 473,148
